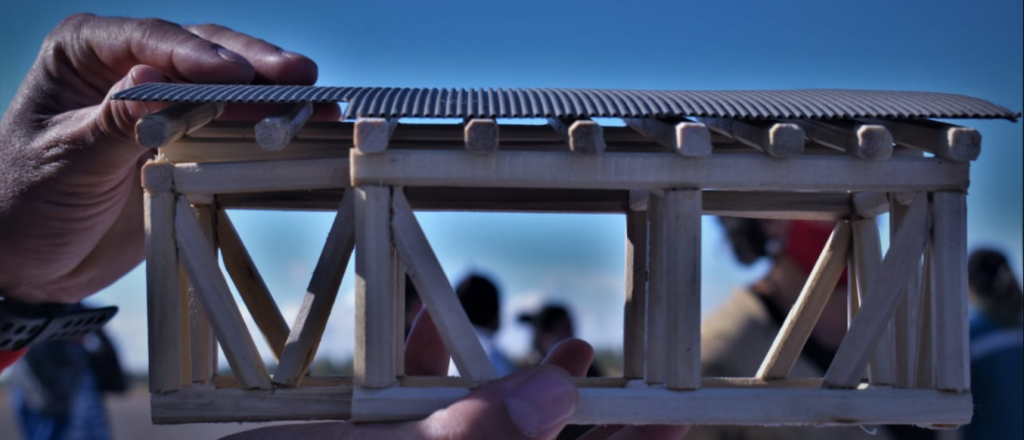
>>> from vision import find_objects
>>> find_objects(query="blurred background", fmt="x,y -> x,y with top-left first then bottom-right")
2,0 -> 1021,438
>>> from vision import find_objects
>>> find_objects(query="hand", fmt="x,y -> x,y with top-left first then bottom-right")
0,14 -> 336,304
227,311 -> 690,440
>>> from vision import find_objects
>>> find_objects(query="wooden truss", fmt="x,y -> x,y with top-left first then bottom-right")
141,105 -> 974,426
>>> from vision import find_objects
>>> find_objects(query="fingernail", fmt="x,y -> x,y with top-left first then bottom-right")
217,47 -> 247,64
279,50 -> 304,59
504,368 -> 576,437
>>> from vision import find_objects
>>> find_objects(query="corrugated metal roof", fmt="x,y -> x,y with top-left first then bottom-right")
114,84 -> 1020,121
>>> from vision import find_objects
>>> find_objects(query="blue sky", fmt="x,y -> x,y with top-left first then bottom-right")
2,0 -> 1021,372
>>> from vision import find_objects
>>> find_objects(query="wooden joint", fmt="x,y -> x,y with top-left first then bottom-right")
791,120 -> 893,161
851,192 -> 890,219
698,118 -> 805,159
862,119 -> 981,162
256,102 -> 314,151
137,102 -> 225,149
354,118 -> 398,153
624,118 -> 712,157
463,118 -> 499,154
142,160 -> 175,192
548,118 -> 606,154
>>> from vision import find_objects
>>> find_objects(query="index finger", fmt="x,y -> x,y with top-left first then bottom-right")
186,23 -> 319,85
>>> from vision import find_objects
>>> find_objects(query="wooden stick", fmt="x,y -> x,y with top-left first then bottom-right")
392,190 -> 498,381
697,118 -> 804,158
930,192 -> 970,391
393,247 -> 406,378
351,386 -> 971,425
217,210 -> 290,360
354,186 -> 396,388
351,150 -> 969,192
173,158 -> 349,195
791,120 -> 893,160
152,386 -> 352,424
275,191 -> 358,386
623,208 -> 648,379
916,244 -> 935,389
188,205 -> 219,384
823,193 -> 930,388
137,102 -> 224,148
464,119 -> 499,153
851,218 -> 897,386
890,194 -> 922,388
863,118 -> 981,162
664,189 -> 701,390
255,103 -> 313,151
354,118 -> 398,153
758,222 -> 851,380
548,118 -> 606,154
216,188 -> 869,219
143,162 -> 186,392
623,118 -> 713,157
174,198 -> 272,390
645,193 -> 668,384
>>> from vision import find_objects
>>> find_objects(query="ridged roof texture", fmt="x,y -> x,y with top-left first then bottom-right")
115,84 -> 1020,121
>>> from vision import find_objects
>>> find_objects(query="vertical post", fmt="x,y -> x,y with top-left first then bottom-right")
645,193 -> 667,384
354,185 -> 396,388
143,161 -> 187,392
394,239 -> 407,378
916,245 -> 935,388
665,189 -> 702,390
623,207 -> 648,379
890,194 -> 923,388
188,204 -> 219,383
930,192 -> 970,391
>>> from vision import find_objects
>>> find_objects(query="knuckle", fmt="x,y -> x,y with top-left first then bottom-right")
45,13 -> 94,44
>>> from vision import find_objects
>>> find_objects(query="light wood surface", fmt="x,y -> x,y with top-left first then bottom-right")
137,102 -> 224,148
645,194 -> 667,384
174,198 -> 272,390
792,120 -> 893,160
354,186 -> 396,388
864,118 -> 981,162
464,119 -> 499,153
187,205 -> 219,385
217,210 -> 290,360
824,194 -> 930,388
664,190 -> 702,390
144,173 -> 187,392
851,218 -> 897,386
275,191 -> 357,386
758,222 -> 851,380
255,103 -> 313,151
623,208 -> 648,379
173,158 -> 349,195
930,192 -> 970,391
624,118 -> 713,157
698,118 -> 805,158
548,118 -> 606,154
351,150 -> 969,192
354,118 -> 398,153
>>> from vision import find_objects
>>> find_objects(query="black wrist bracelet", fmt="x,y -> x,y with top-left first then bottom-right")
0,290 -> 118,351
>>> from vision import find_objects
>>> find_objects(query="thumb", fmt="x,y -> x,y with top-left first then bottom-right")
412,339 -> 594,440
97,64 -> 169,144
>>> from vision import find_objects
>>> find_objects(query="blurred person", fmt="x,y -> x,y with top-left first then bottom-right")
7,304 -> 126,440
688,219 -> 931,440
0,13 -> 688,440
518,304 -> 602,377
961,249 -> 1023,440
449,274 -> 517,376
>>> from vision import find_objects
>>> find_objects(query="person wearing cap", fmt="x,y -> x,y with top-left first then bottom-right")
449,274 -> 517,377
519,304 -> 602,378
962,249 -> 1023,440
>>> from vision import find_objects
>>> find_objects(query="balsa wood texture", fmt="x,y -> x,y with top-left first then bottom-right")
137,102 -> 224,148
256,103 -> 313,151
354,186 -> 396,388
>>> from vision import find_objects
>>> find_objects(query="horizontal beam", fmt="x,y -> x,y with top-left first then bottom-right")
151,386 -> 352,424
173,158 -> 349,194
137,102 -> 224,148
698,118 -> 804,158
791,120 -> 893,161
255,103 -> 313,151
623,118 -> 713,157
215,188 -> 882,220
351,386 -> 971,425
351,150 -> 969,192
